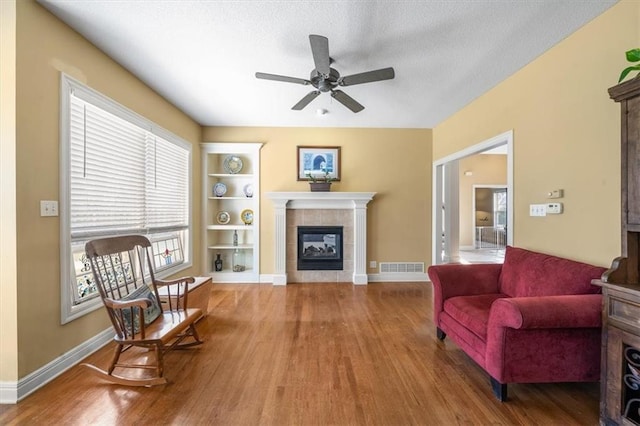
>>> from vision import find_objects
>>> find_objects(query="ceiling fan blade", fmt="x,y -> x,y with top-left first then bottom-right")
339,67 -> 395,86
255,72 -> 310,85
331,90 -> 364,113
309,34 -> 330,76
292,90 -> 321,110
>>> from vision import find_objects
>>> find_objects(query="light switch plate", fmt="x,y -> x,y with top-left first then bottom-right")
529,204 -> 546,217
40,200 -> 59,217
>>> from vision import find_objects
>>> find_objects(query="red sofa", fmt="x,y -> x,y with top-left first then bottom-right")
427,246 -> 606,401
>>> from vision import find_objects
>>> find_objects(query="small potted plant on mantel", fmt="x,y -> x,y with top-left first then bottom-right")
618,48 -> 640,83
306,168 -> 334,192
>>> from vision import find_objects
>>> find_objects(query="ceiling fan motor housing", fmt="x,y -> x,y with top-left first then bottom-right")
310,67 -> 340,92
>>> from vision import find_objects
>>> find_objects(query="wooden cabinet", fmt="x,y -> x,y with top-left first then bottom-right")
201,143 -> 262,282
597,77 -> 640,425
606,78 -> 640,285
598,283 -> 640,425
627,95 -> 640,228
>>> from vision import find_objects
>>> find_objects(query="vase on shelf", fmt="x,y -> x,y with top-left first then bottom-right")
214,253 -> 223,272
232,249 -> 245,272
309,182 -> 331,192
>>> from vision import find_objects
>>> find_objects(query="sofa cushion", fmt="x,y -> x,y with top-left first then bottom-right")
439,312 -> 488,367
498,246 -> 606,298
443,293 -> 507,341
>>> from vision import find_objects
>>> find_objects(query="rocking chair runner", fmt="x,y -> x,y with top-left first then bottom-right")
82,235 -> 203,386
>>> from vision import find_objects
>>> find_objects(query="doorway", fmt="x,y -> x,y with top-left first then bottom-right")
432,131 -> 513,265
468,185 -> 507,262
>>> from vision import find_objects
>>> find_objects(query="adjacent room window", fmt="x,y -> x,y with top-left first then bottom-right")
60,74 -> 192,324
493,189 -> 507,228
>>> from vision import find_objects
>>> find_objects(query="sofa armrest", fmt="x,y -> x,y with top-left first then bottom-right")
429,263 -> 502,299
488,294 -> 602,330
428,263 -> 503,325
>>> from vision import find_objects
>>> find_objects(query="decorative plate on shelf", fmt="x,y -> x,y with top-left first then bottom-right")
243,183 -> 254,198
223,155 -> 243,174
213,182 -> 227,197
241,209 -> 254,225
216,211 -> 230,225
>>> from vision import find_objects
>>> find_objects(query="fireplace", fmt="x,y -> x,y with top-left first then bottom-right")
266,191 -> 376,285
297,226 -> 343,270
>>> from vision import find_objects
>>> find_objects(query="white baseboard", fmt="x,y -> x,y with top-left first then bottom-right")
367,272 -> 429,282
0,327 -> 112,404
259,274 -> 271,283
260,273 -> 428,284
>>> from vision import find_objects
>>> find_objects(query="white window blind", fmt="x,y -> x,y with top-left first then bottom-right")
69,95 -> 189,238
70,97 -> 147,237
60,74 -> 192,324
145,134 -> 190,231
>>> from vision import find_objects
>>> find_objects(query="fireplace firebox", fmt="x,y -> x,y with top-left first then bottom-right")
297,226 -> 343,270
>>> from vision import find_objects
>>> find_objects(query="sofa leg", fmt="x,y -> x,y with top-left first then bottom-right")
436,327 -> 446,341
490,377 -> 507,401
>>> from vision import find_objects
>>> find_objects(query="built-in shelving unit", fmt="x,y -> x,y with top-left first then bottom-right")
201,143 -> 262,282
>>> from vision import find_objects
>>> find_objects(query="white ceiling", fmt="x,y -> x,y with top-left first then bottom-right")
38,0 -> 617,129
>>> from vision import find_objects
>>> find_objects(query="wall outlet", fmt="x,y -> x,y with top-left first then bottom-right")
40,200 -> 59,217
529,204 -> 546,217
369,260 -> 377,269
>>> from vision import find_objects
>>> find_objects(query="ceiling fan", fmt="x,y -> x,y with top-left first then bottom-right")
255,34 -> 395,113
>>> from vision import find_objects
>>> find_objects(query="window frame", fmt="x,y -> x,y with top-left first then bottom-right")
59,73 -> 193,324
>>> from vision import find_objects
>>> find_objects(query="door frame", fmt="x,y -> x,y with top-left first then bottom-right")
432,130 -> 514,265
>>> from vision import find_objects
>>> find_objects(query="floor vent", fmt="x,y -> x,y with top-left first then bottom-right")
380,262 -> 425,274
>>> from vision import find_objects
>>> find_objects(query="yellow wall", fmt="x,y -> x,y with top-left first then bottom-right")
201,127 -> 433,273
5,0 -> 639,384
1,0 -> 18,383
12,0 -> 202,378
458,155 -> 507,247
434,0 -> 640,266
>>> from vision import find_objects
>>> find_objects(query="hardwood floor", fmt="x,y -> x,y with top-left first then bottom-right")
0,283 -> 599,425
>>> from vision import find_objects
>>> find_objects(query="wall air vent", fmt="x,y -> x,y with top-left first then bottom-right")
379,262 -> 425,274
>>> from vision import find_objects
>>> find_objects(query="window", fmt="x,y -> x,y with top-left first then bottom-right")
493,189 -> 507,228
60,74 -> 192,324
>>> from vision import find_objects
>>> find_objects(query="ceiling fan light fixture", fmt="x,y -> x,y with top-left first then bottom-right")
316,108 -> 328,116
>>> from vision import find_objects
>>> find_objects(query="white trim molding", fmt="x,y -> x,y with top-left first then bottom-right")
432,130 -> 514,265
0,328 -> 112,404
367,273 -> 429,282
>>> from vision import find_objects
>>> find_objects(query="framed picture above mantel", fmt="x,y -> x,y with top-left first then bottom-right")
297,146 -> 341,181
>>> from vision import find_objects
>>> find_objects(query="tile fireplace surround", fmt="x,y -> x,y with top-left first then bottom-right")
266,192 -> 376,285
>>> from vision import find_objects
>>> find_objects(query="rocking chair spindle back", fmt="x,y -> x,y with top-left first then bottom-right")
82,235 -> 203,386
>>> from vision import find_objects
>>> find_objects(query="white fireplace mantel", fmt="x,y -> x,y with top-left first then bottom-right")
266,192 -> 376,285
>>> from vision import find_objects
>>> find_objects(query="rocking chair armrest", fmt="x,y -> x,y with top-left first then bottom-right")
155,277 -> 195,288
155,277 -> 197,310
104,297 -> 151,310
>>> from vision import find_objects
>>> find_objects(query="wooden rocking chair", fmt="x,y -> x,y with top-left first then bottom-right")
82,235 -> 203,386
